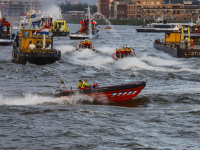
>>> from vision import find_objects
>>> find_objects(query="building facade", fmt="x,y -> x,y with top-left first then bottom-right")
0,0 -> 56,20
97,0 -> 114,18
108,0 -> 200,20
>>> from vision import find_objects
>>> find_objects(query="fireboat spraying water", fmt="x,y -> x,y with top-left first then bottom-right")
69,6 -> 100,39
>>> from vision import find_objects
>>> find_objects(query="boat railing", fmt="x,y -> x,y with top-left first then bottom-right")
21,36 -> 51,39
21,48 -> 57,53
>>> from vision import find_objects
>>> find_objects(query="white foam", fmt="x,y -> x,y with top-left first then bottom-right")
69,49 -> 114,69
96,46 -> 116,55
140,54 -> 182,66
56,45 -> 75,54
0,93 -> 98,106
114,57 -> 200,73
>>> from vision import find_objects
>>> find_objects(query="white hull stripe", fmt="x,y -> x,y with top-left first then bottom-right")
111,91 -> 136,97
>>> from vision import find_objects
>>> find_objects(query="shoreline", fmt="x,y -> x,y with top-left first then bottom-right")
66,18 -> 191,26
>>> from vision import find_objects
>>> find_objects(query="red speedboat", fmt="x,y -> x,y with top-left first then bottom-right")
55,81 -> 146,103
113,52 -> 138,60
76,39 -> 95,51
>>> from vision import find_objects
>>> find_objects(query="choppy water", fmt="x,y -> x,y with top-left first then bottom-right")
0,24 -> 200,149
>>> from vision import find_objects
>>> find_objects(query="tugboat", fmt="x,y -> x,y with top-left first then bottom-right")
12,25 -> 61,65
69,16 -> 99,39
50,8 -> 69,36
113,45 -> 138,60
0,10 -> 15,45
101,25 -> 116,30
76,39 -> 95,51
55,78 -> 146,103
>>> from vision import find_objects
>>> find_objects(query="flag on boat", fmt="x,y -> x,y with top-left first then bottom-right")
34,26 -> 49,35
25,14 -> 36,19
32,20 -> 41,27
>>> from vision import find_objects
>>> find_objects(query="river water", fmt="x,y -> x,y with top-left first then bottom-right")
0,24 -> 200,149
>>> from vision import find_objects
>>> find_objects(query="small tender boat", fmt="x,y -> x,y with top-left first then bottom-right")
55,81 -> 146,103
76,39 -> 95,51
69,16 -> 99,40
112,46 -> 138,60
101,26 -> 116,30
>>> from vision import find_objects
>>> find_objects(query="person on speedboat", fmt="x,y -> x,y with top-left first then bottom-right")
81,79 -> 90,89
116,48 -> 119,58
77,80 -> 83,89
88,40 -> 91,48
121,47 -> 125,58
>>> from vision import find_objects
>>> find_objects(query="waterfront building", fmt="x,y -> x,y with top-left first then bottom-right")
0,0 -> 56,21
99,0 -> 200,20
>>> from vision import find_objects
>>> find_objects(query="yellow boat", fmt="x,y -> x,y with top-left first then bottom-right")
50,8 -> 69,36
50,20 -> 69,36
12,28 -> 61,65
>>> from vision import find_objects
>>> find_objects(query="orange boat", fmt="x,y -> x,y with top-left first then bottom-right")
55,81 -> 146,103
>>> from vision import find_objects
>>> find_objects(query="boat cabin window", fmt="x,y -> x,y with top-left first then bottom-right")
36,41 -> 42,48
154,25 -> 172,28
28,40 -> 32,44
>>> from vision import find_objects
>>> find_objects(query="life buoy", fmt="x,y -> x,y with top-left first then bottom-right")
177,24 -> 182,29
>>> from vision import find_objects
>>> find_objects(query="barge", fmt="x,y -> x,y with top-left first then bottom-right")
154,27 -> 200,58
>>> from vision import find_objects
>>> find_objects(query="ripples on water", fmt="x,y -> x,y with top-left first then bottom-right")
0,24 -> 200,149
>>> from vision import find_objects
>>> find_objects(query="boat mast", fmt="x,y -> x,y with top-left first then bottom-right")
29,1 -> 32,29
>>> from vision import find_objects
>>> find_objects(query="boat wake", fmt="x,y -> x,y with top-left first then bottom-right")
114,56 -> 200,74
68,49 -> 114,69
55,45 -> 75,54
0,93 -> 105,106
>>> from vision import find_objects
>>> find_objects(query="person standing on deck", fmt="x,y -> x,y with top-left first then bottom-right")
185,37 -> 189,49
190,38 -> 194,49
195,27 -> 198,34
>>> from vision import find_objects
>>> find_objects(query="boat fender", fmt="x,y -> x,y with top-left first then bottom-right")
92,44 -> 95,51
12,51 -> 14,58
113,53 -> 118,60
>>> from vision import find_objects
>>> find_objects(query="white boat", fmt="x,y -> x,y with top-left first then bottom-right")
136,21 -> 196,32
20,10 -> 42,25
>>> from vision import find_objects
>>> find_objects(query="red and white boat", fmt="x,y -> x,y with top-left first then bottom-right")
0,10 -> 14,45
55,81 -> 146,103
76,39 -> 95,51
113,52 -> 138,60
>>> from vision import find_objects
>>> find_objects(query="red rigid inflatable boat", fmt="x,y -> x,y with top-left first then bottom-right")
55,81 -> 146,103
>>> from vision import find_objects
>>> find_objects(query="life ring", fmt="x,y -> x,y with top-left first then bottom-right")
177,24 -> 182,29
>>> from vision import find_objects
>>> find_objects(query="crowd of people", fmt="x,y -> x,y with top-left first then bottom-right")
77,79 -> 98,89
115,46 -> 133,58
